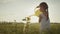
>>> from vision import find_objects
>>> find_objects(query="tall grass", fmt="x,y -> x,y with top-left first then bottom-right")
0,22 -> 60,34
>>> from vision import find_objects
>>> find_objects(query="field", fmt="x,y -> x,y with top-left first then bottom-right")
0,22 -> 60,34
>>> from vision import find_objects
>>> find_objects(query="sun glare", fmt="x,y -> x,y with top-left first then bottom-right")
30,16 -> 39,23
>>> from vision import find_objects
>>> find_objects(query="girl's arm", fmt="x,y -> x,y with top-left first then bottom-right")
39,15 -> 42,23
28,14 -> 35,17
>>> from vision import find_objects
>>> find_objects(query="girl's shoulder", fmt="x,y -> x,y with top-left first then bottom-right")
35,8 -> 42,13
34,8 -> 40,11
34,9 -> 43,17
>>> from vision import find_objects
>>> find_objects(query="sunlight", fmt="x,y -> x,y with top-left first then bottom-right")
30,16 -> 39,23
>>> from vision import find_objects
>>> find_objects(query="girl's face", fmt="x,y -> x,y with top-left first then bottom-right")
40,5 -> 46,12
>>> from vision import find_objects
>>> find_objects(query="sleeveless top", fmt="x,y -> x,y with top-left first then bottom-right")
40,12 -> 50,31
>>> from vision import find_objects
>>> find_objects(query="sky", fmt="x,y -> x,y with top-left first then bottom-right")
0,0 -> 60,23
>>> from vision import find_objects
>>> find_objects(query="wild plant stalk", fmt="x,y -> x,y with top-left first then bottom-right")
23,17 -> 30,34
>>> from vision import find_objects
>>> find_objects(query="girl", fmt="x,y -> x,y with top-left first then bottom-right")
37,2 -> 50,34
27,2 -> 50,34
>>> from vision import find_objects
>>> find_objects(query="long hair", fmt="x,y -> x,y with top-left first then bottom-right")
36,2 -> 48,12
35,2 -> 49,14
37,2 -> 49,18
40,2 -> 48,9
40,2 -> 49,16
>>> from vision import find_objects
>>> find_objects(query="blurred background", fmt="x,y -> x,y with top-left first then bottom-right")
0,0 -> 60,23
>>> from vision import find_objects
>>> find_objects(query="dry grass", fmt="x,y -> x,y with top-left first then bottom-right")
0,22 -> 60,34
